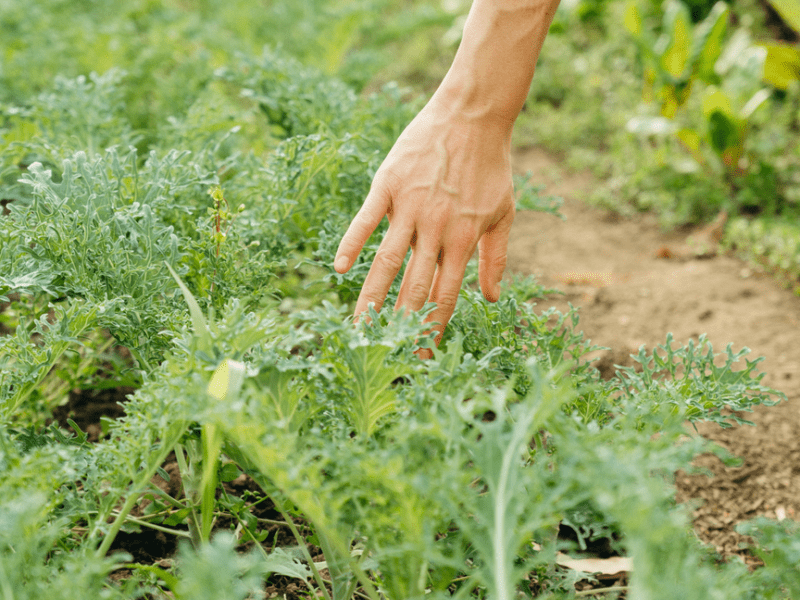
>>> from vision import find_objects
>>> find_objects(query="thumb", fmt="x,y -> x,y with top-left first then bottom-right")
334,174 -> 392,273
477,208 -> 514,302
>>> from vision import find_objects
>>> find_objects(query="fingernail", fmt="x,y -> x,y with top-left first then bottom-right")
334,255 -> 349,272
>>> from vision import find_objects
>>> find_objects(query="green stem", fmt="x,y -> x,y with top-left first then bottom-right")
238,522 -> 271,562
200,424 -> 222,543
174,443 -> 203,547
218,483 -> 271,562
8,322 -> 93,417
94,426 -> 185,558
110,513 -> 193,539
128,346 -> 153,375
294,149 -> 338,209
574,586 -> 630,597
273,499 -> 333,600
348,560 -> 382,600
145,485 -> 189,511
0,555 -> 15,600
316,528 -> 357,600
42,334 -> 118,405
94,490 -> 145,559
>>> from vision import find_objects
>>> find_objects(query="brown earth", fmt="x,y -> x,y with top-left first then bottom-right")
510,146 -> 800,564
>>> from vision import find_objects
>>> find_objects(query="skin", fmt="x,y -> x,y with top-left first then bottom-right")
335,0 -> 562,345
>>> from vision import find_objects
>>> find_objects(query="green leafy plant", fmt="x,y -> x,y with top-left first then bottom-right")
738,517 -> 800,599
624,0 -> 793,213
724,216 -> 800,291
625,0 -> 731,118
610,332 -> 785,427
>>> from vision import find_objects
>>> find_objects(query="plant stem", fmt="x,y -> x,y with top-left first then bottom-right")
174,443 -> 203,547
0,555 -> 15,600
273,499 -> 333,600
348,560 -> 382,600
574,586 -> 630,597
42,333 -> 118,404
128,345 -> 153,374
238,521 -> 271,562
109,513 -> 193,539
94,490 -> 144,559
94,426 -> 185,558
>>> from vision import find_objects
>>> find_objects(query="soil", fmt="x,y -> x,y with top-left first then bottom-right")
509,146 -> 800,565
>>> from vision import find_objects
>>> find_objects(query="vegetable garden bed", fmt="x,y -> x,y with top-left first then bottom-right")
2,0 -> 799,598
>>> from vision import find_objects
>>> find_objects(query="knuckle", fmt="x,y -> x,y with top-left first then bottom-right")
382,167 -> 403,189
412,244 -> 439,264
487,252 -> 508,271
405,280 -> 431,303
432,288 -> 460,311
373,247 -> 406,272
374,168 -> 403,197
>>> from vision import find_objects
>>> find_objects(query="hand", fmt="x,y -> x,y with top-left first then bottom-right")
334,96 -> 516,344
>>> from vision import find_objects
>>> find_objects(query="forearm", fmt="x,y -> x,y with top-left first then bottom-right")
432,0 -> 561,134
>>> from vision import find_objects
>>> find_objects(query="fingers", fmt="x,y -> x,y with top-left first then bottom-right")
426,243 -> 474,343
394,235 -> 441,314
478,207 -> 514,302
334,176 -> 392,274
353,221 -> 415,317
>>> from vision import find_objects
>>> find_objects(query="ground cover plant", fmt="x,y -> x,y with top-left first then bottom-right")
0,0 -> 798,598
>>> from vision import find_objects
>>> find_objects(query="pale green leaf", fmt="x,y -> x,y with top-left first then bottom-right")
702,86 -> 734,119
263,547 -> 313,581
207,358 -> 246,402
626,116 -> 677,136
761,42 -> 800,89
692,2 -> 730,82
715,29 -> 752,76
661,0 -> 693,78
624,0 -> 642,37
740,88 -> 772,119
166,262 -> 213,353
339,343 -> 405,437
677,128 -> 703,154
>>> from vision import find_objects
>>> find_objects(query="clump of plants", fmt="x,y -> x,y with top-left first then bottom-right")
520,0 -> 800,285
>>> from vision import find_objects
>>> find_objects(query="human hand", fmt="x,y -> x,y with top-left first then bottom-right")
333,96 -> 516,344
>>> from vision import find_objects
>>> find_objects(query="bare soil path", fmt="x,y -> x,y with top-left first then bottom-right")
510,147 -> 800,562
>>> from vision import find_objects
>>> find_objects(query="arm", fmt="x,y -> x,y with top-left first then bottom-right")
335,0 -> 561,343
436,0 -> 561,129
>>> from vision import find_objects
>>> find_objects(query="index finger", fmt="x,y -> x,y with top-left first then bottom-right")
334,177 -> 391,274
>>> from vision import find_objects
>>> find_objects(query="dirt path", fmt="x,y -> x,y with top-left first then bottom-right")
510,147 -> 800,562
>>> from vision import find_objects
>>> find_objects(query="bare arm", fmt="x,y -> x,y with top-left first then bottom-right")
436,0 -> 561,129
335,0 -> 561,343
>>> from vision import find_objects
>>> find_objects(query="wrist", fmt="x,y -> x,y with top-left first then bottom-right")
431,73 -> 518,137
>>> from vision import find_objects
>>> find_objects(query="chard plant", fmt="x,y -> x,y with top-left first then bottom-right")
623,0 -> 800,218
625,1 -> 776,187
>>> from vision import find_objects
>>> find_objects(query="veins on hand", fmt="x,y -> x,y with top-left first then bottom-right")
428,138 -> 459,198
